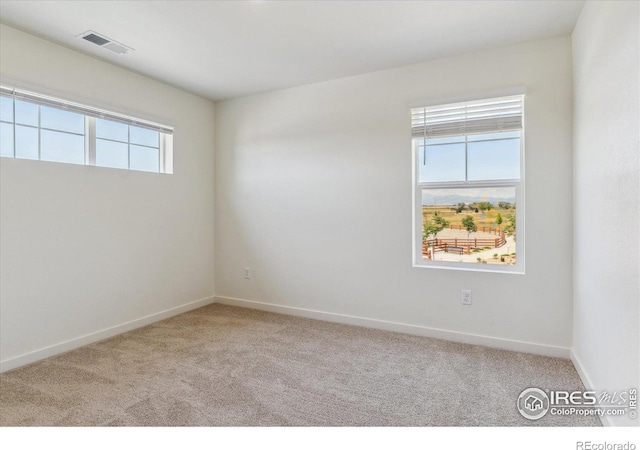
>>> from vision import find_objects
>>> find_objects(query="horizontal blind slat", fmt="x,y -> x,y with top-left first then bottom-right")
1,86 -> 173,135
411,95 -> 523,139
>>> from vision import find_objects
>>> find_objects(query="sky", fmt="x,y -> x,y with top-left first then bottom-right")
418,131 -> 520,183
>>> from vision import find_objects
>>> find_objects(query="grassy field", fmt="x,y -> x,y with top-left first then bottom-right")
422,203 -> 517,265
422,205 -> 516,231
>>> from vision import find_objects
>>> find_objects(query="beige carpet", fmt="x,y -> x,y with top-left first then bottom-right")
0,304 -> 599,426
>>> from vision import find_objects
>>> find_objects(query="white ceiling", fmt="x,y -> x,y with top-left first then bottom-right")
0,1 -> 585,101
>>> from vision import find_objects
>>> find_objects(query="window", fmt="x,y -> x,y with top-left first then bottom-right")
0,86 -> 173,173
411,95 -> 524,272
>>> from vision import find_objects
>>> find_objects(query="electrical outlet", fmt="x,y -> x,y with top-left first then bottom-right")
243,267 -> 251,279
461,289 -> 472,305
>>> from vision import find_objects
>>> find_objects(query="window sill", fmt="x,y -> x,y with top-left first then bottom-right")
413,261 -> 524,275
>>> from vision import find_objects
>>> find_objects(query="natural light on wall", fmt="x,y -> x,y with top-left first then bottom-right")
0,86 -> 173,173
411,94 -> 524,273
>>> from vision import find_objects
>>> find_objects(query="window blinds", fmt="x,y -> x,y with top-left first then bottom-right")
0,85 -> 173,135
411,95 -> 523,139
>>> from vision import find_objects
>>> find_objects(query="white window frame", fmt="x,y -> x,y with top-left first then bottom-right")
411,95 -> 525,274
0,85 -> 174,174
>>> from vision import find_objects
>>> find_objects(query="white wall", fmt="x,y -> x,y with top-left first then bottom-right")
572,1 -> 639,427
0,25 -> 216,370
215,36 -> 574,355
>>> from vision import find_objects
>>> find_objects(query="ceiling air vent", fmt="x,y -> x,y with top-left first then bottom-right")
77,31 -> 133,55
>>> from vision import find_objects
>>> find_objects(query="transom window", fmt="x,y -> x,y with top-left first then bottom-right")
412,95 -> 524,273
0,86 -> 173,173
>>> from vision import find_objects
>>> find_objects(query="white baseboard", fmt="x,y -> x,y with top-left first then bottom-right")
0,296 -> 215,373
214,296 -> 571,359
571,351 -> 609,427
